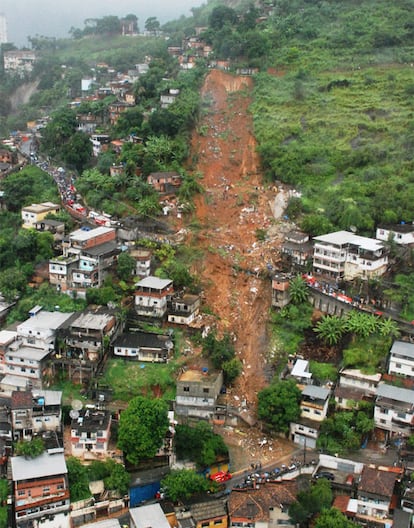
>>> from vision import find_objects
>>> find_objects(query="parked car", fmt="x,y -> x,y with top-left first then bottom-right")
210,471 -> 232,483
314,471 -> 335,481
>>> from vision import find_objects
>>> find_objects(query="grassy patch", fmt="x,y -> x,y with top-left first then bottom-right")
101,358 -> 182,401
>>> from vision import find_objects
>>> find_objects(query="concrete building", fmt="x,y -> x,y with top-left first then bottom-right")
21,202 -> 60,229
374,383 -> 414,438
388,341 -> 414,380
112,331 -> 172,362
135,276 -> 174,319
10,389 -> 62,441
11,449 -> 70,528
175,367 -> 223,421
70,409 -> 112,458
168,293 -> 201,325
313,230 -> 388,281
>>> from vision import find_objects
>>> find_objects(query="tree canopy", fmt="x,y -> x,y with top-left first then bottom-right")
257,380 -> 301,433
161,469 -> 211,502
117,396 -> 169,465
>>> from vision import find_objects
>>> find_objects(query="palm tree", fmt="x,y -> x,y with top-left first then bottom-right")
289,276 -> 309,305
315,315 -> 345,346
345,311 -> 379,339
379,317 -> 400,339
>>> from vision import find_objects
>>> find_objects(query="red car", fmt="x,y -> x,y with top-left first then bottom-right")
210,471 -> 232,483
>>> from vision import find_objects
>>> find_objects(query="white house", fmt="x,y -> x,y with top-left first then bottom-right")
11,389 -> 62,441
388,341 -> 414,380
112,331 -> 172,362
168,294 -> 201,325
374,383 -> 414,437
300,385 -> 330,421
70,409 -> 112,458
376,224 -> 414,246
313,230 -> 388,281
290,385 -> 330,450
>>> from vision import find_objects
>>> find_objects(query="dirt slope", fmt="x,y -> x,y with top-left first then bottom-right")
187,69 -> 288,408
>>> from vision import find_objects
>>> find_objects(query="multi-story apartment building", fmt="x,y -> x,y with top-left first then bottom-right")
11,449 -> 70,528
354,465 -> 403,525
3,50 -> 36,76
135,276 -> 174,319
10,389 -> 62,441
388,341 -> 414,380
49,226 -> 120,296
290,385 -> 330,450
0,310 -> 74,393
374,383 -> 414,438
175,367 -> 223,421
70,409 -> 112,457
312,230 -> 388,280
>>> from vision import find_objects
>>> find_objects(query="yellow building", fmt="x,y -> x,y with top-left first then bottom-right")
21,202 -> 60,229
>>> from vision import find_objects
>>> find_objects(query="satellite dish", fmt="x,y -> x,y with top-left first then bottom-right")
349,225 -> 357,233
69,410 -> 80,420
71,399 -> 83,411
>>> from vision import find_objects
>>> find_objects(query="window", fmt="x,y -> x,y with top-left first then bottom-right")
203,388 -> 210,394
395,363 -> 402,369
18,490 -> 25,496
183,386 -> 190,392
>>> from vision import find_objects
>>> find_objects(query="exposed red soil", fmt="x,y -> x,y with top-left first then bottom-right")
185,69 -> 286,408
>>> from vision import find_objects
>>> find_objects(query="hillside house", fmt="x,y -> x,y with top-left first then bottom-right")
376,224 -> 414,246
49,226 -> 120,296
160,89 -> 180,108
21,202 -> 60,229
353,465 -> 403,525
281,229 -> 313,268
374,383 -> 414,438
147,171 -> 182,195
57,308 -> 118,363
135,276 -> 174,319
130,248 -> 152,278
300,385 -> 330,421
312,230 -> 388,281
0,310 -> 74,393
112,331 -> 172,362
11,389 -> 62,441
11,449 -> 70,528
175,367 -> 223,421
3,50 -> 36,76
108,101 -> 133,126
0,148 -> 17,164
70,409 -> 112,458
168,293 -> 201,325
388,341 -> 414,380
335,368 -> 382,409
228,481 -> 297,528
290,386 -> 330,450
288,357 -> 312,384
34,218 -> 65,244
0,330 -> 18,376
271,273 -> 291,308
